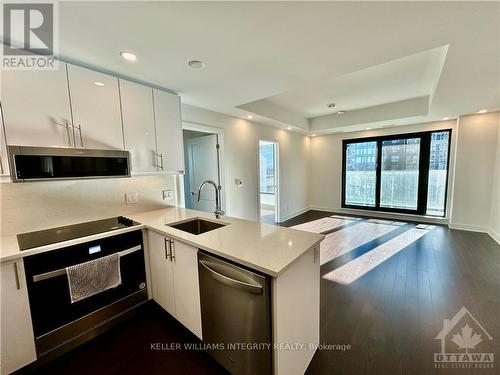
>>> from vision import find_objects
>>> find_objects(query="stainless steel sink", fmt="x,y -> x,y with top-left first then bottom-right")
167,218 -> 227,235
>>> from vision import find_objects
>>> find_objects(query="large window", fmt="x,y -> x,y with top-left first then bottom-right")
342,130 -> 451,217
345,141 -> 377,207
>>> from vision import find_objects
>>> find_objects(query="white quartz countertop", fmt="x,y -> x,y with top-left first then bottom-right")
0,207 -> 324,277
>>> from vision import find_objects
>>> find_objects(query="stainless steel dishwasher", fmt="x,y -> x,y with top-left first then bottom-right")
198,251 -> 272,375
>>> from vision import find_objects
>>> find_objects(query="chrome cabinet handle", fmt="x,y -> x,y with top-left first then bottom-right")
55,121 -> 72,146
199,260 -> 263,294
66,123 -> 73,147
13,262 -> 20,290
77,124 -> 83,147
164,237 -> 171,261
170,239 -> 175,261
156,153 -> 164,170
71,124 -> 83,147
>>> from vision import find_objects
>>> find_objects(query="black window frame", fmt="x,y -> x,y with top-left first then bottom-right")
341,129 -> 452,217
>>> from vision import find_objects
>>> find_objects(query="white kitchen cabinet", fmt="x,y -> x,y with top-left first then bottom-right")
1,65 -> 74,147
119,79 -> 157,173
147,231 -> 176,315
1,103 -> 10,177
0,260 -> 37,374
153,89 -> 184,172
171,239 -> 202,339
147,231 -> 202,339
66,65 -> 124,150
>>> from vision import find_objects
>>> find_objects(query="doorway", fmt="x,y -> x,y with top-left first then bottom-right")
182,127 -> 223,214
258,140 -> 279,224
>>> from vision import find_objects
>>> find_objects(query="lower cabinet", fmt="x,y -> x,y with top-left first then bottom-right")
147,231 -> 202,339
1,260 -> 37,374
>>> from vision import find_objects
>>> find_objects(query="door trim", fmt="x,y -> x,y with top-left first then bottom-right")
182,122 -> 225,213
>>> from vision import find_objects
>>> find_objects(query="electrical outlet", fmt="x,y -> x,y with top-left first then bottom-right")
125,192 -> 138,204
163,190 -> 174,200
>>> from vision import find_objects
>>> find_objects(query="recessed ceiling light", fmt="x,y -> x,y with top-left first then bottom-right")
477,109 -> 487,114
337,111 -> 345,115
188,60 -> 206,69
311,133 -> 316,137
366,127 -> 371,130
287,126 -> 292,130
443,117 -> 450,120
327,103 -> 336,109
94,81 -> 105,87
120,51 -> 137,62
247,115 -> 253,119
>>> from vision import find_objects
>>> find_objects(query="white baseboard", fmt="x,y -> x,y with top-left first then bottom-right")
279,206 -> 311,223
309,205 -> 448,224
488,228 -> 500,245
448,223 -> 489,233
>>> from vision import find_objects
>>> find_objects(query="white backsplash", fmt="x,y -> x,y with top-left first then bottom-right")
0,175 -> 181,236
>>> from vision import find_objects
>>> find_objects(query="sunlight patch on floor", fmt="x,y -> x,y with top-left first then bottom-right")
320,220 -> 401,265
322,227 -> 433,285
291,216 -> 359,233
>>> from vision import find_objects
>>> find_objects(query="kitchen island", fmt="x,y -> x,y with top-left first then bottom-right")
130,208 -> 324,375
1,207 -> 323,375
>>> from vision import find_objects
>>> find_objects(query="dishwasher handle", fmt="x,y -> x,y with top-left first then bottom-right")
199,260 -> 263,295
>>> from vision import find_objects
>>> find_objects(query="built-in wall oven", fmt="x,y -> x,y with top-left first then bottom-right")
23,229 -> 148,359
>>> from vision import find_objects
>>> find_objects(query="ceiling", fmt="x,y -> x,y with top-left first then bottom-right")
11,2 -> 500,133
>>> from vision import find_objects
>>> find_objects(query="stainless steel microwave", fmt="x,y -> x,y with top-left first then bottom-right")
7,145 -> 131,182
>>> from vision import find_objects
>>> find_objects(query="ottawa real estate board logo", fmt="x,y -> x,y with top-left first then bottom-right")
2,1 -> 58,69
434,306 -> 494,370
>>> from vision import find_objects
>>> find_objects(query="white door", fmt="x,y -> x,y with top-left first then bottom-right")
1,260 -> 37,374
66,64 -> 124,149
153,89 -> 184,172
187,135 -> 219,212
120,79 -> 157,173
171,240 -> 202,339
1,65 -> 74,147
147,231 -> 175,315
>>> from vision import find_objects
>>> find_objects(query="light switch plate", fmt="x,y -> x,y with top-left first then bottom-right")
163,190 -> 174,200
125,192 -> 138,204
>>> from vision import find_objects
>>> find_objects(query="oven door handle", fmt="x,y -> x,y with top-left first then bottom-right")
32,245 -> 142,283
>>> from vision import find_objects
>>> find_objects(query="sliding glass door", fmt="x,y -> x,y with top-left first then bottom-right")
345,141 -> 377,207
380,138 -> 421,211
342,129 -> 451,217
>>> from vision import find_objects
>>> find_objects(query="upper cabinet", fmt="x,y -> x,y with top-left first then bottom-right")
1,65 -> 74,147
1,103 -> 10,176
119,79 -> 158,173
66,65 -> 124,150
1,62 -> 184,176
153,89 -> 184,173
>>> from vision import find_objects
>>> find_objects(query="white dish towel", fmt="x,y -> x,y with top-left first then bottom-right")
66,253 -> 122,303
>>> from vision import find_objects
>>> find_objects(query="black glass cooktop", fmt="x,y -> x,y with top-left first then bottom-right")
17,216 -> 139,251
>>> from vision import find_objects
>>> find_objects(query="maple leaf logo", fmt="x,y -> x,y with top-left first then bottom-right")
451,324 -> 482,353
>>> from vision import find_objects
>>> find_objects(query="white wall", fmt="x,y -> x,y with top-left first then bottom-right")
450,112 -> 499,232
182,104 -> 310,222
309,119 -> 458,220
0,175 -> 177,236
489,114 -> 500,243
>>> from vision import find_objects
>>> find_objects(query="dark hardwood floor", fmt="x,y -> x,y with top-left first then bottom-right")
25,210 -> 500,375
285,211 -> 500,375
21,303 -> 228,375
